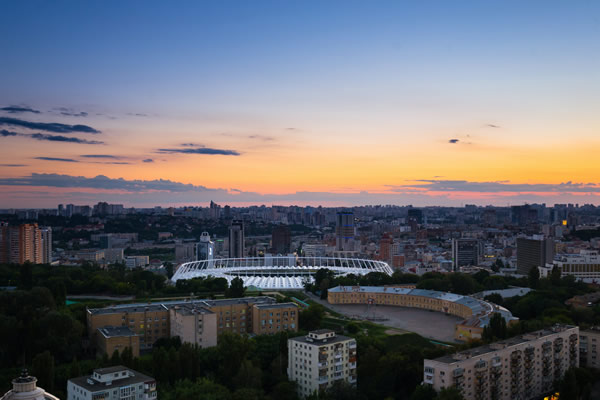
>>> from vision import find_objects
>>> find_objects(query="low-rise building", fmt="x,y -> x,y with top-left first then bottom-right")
252,302 -> 298,334
423,325 -> 579,400
97,326 -> 140,358
68,366 -> 157,400
288,329 -> 357,398
169,304 -> 217,348
87,296 -> 298,355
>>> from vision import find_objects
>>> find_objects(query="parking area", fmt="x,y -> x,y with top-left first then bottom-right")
308,294 -> 462,343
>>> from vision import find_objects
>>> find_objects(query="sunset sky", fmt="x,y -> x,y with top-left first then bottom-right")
1,1 -> 599,207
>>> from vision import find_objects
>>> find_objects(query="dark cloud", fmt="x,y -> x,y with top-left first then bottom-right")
387,180 -> 600,193
157,147 -> 241,156
0,173 -> 219,193
29,133 -> 103,144
80,154 -> 119,159
127,113 -> 148,117
486,124 -> 501,128
181,143 -> 201,147
0,129 -> 19,136
142,159 -> 154,163
448,139 -> 459,144
35,157 -> 79,163
0,164 -> 27,167
1,106 -> 40,114
0,117 -> 101,134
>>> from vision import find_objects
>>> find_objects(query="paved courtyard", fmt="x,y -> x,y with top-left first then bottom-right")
308,294 -> 462,343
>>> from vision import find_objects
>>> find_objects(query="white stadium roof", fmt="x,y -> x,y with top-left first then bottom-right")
171,256 -> 393,290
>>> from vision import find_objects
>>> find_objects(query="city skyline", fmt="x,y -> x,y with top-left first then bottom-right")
1,1 -> 599,207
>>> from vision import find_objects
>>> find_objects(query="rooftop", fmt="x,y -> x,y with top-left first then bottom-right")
430,325 -> 578,364
98,326 -> 137,338
69,367 -> 155,392
253,302 -> 298,309
290,333 -> 354,346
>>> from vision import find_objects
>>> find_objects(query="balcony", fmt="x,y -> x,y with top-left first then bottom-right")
349,342 -> 357,349
319,376 -> 328,383
453,368 -> 464,377
318,361 -> 328,368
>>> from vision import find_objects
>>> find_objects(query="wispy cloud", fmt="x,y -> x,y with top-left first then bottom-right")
387,179 -> 600,193
54,107 -> 88,117
0,164 -> 27,167
35,157 -> 79,163
80,154 -> 119,159
29,133 -> 103,144
157,146 -> 241,156
1,129 -> 103,144
1,106 -> 40,114
142,159 -> 154,163
486,124 -> 501,128
448,139 -> 459,144
248,135 -> 275,141
0,117 -> 100,134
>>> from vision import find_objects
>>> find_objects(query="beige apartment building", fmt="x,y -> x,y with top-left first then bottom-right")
423,325 -> 579,400
579,327 -> 600,369
87,297 -> 298,355
169,304 -> 217,348
252,302 -> 298,334
288,330 -> 357,398
97,326 -> 140,357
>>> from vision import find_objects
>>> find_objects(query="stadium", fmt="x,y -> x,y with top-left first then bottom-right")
171,256 -> 393,290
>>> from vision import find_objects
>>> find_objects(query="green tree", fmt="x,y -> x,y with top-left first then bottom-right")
551,265 -> 562,286
226,277 -> 246,298
110,349 -> 121,365
409,384 -> 437,400
32,351 -> 55,392
299,304 -> 325,331
528,266 -> 540,289
437,387 -> 465,400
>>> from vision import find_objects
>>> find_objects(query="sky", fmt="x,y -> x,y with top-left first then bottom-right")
1,1 -> 599,208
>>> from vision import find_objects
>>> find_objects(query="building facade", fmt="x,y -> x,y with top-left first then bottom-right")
452,238 -> 481,271
252,302 -> 298,334
272,225 -> 291,254
0,223 -> 48,265
541,250 -> 600,283
288,330 -> 357,398
335,211 -> 355,252
97,326 -> 140,358
229,220 -> 244,258
579,327 -> 600,369
423,325 -> 579,400
169,304 -> 217,348
516,236 -> 554,275
196,231 -> 214,261
68,366 -> 157,400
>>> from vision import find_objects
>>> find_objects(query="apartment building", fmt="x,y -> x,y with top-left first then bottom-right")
68,366 -> 157,400
423,325 -> 579,400
0,223 -> 50,264
87,297 -> 298,355
169,304 -> 217,348
97,326 -> 140,358
288,330 -> 357,398
579,327 -> 600,369
252,302 -> 298,334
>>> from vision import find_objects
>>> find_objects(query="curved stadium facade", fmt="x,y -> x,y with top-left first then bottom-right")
171,256 -> 394,290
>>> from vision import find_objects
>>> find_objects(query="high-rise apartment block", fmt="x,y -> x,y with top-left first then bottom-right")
272,225 -> 291,254
68,366 -> 157,400
0,223 -> 51,264
452,238 -> 481,271
335,211 -> 355,252
516,235 -> 554,275
579,327 -> 600,369
229,220 -> 245,258
288,329 -> 357,398
423,325 -> 579,400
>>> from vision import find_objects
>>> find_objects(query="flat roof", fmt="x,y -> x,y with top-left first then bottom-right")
98,326 -> 137,338
69,369 -> 154,392
88,296 -> 276,315
171,304 -> 214,316
430,325 -> 578,364
254,302 -> 298,309
290,333 -> 354,346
